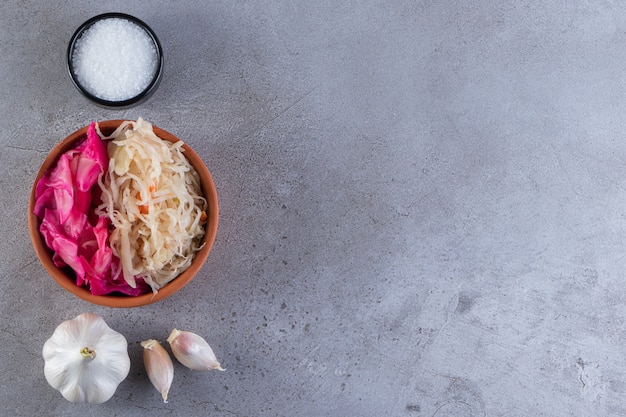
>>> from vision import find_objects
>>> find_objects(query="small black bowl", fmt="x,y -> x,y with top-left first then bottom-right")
67,13 -> 163,108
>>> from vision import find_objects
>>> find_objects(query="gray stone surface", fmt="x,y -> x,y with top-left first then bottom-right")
2,1 -> 626,416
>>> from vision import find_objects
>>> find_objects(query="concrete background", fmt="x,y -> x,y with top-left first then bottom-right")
2,1 -> 626,416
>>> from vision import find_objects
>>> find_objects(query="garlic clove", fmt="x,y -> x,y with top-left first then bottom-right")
141,339 -> 174,402
166,329 -> 224,371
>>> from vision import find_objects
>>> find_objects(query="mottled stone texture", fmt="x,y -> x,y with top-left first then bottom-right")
2,1 -> 626,416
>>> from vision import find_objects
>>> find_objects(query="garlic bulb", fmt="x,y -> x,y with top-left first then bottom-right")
167,329 -> 224,371
42,313 -> 130,404
141,339 -> 174,402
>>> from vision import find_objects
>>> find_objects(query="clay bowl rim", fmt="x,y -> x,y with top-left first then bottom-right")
27,120 -> 218,308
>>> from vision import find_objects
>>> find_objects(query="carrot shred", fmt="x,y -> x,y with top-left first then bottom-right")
136,191 -> 149,214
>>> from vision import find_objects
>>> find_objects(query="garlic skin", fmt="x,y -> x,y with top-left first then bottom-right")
42,313 -> 130,404
167,329 -> 224,371
141,339 -> 174,403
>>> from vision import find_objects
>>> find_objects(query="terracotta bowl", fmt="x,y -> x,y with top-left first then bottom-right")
28,120 -> 218,307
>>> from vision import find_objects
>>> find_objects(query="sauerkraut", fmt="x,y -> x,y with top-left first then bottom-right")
96,118 -> 207,293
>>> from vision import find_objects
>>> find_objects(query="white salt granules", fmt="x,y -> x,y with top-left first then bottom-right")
72,18 -> 158,102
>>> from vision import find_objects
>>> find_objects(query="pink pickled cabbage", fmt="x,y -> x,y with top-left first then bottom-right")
34,122 -> 149,296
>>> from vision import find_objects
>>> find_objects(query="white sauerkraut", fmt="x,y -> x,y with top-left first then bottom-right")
96,118 -> 207,293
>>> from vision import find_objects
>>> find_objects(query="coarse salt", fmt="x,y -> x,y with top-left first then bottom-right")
72,18 -> 158,102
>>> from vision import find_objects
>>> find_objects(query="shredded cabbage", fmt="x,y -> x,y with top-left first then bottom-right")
96,118 -> 207,293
